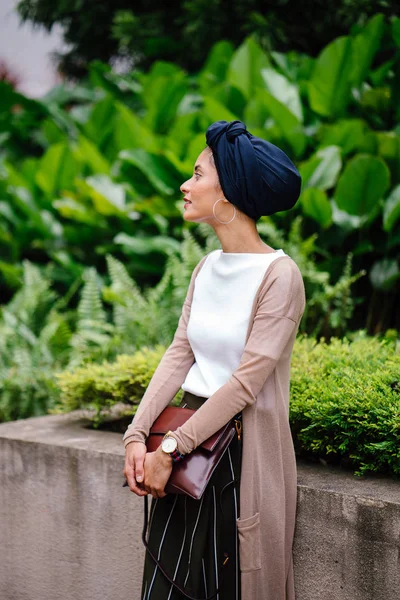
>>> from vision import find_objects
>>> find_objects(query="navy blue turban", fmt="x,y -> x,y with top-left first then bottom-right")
205,120 -> 301,220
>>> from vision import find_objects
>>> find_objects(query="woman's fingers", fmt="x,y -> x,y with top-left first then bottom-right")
123,441 -> 148,497
135,454 -> 145,484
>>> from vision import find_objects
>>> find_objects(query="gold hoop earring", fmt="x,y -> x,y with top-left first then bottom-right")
212,198 -> 236,224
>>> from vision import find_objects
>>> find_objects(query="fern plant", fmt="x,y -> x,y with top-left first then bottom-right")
0,262 -> 70,420
257,216 -> 365,339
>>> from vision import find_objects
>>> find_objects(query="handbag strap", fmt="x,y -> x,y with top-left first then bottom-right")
142,494 -> 229,600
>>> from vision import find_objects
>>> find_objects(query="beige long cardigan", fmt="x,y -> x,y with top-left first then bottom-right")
123,251 -> 306,600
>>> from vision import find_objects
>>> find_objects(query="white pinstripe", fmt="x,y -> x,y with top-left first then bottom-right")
146,495 -> 178,600
167,496 -> 188,600
202,558 -> 208,597
228,446 -> 239,600
142,498 -> 158,599
183,493 -> 206,586
148,497 -> 158,534
212,486 -> 220,600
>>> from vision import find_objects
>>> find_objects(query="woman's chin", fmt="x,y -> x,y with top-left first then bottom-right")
183,206 -> 195,219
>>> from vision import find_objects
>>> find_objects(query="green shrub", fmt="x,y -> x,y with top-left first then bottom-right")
54,331 -> 400,478
290,331 -> 400,477
53,345 -> 168,426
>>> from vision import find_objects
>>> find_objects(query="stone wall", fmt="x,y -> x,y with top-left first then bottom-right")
0,411 -> 399,600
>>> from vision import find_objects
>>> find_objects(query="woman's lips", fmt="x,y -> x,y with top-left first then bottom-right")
184,200 -> 192,208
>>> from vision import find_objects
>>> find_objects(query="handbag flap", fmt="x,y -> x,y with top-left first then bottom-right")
149,405 -> 234,452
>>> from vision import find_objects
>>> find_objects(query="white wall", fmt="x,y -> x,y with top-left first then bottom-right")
0,0 -> 66,97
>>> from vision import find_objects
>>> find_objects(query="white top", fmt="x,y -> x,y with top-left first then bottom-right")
181,248 -> 287,398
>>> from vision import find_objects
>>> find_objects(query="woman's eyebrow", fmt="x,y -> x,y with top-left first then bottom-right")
194,164 -> 204,172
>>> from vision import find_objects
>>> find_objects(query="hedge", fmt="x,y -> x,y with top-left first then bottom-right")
55,331 -> 400,477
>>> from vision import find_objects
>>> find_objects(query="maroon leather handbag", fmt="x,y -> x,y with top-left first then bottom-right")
146,405 -> 241,500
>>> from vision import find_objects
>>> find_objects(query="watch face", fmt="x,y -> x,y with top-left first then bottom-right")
162,436 -> 178,453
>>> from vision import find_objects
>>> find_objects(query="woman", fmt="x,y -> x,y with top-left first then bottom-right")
123,120 -> 306,600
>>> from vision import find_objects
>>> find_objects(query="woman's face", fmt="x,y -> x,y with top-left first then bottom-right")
180,148 -> 223,223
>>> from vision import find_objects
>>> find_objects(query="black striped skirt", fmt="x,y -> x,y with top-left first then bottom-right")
141,390 -> 242,600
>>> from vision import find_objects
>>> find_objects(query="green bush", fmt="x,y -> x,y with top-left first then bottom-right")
54,331 -> 400,478
290,331 -> 400,477
53,345 -> 167,426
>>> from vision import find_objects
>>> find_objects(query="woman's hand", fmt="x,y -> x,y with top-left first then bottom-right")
123,441 -> 149,497
142,447 -> 173,499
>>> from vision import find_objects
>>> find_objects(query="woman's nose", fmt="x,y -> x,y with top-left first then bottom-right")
180,179 -> 191,194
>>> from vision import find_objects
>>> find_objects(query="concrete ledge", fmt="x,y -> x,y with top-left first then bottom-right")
0,411 -> 399,600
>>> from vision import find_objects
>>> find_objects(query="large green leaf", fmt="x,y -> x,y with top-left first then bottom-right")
243,92 -> 270,129
114,103 -> 158,153
76,135 -> 110,174
351,14 -> 385,88
300,188 -> 332,228
227,37 -> 270,100
119,149 -> 178,196
53,197 -> 100,225
300,146 -> 342,191
83,95 -> 116,148
35,143 -> 80,197
244,90 -> 306,157
370,259 -> 400,291
142,62 -> 188,135
334,154 -> 390,216
165,113 -> 201,161
204,83 -> 246,118
318,119 -> 376,156
308,36 -> 354,117
383,185 -> 400,232
201,97 -> 239,126
261,68 -> 303,122
393,17 -> 400,48
83,175 -> 127,216
376,132 -> 400,183
114,233 -> 181,255
199,40 -> 235,90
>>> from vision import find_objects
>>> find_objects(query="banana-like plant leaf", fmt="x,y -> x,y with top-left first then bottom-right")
261,68 -> 303,122
142,62 -> 188,135
119,149 -> 178,196
227,37 -> 270,100
35,143 -> 80,197
318,119 -> 376,156
334,154 -> 390,216
300,146 -> 342,191
83,95 -> 116,149
351,14 -> 385,88
383,185 -> 400,232
76,135 -> 110,174
308,36 -> 354,117
114,233 -> 181,255
201,96 -> 238,125
53,197 -> 100,225
300,188 -> 332,228
114,103 -> 158,153
199,41 -> 235,90
393,17 -> 400,48
84,175 -> 127,215
244,90 -> 306,157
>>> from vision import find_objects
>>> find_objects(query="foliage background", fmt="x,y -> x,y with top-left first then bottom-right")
0,10 -> 399,441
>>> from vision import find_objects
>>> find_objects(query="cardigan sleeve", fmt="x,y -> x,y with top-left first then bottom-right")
171,258 -> 306,455
122,254 -> 209,448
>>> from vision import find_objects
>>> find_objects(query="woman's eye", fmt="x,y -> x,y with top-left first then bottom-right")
194,172 -> 200,179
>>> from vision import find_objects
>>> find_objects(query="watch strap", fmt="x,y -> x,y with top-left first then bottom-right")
162,431 -> 185,463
